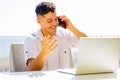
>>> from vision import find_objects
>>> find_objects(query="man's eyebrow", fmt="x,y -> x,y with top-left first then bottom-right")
47,18 -> 52,20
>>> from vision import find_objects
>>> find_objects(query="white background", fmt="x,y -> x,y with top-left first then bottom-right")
0,0 -> 120,36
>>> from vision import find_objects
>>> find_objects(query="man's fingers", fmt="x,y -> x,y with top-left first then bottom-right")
47,36 -> 57,48
42,36 -> 58,53
49,40 -> 58,51
42,35 -> 51,47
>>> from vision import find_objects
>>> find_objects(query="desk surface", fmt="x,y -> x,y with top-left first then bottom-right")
0,69 -> 120,80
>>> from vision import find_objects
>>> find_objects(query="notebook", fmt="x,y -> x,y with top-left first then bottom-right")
58,37 -> 120,75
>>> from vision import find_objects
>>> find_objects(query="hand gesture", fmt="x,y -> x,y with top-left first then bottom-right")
41,35 -> 58,57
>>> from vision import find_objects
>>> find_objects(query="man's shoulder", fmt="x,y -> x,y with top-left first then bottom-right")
25,29 -> 43,42
25,30 -> 40,41
27,32 -> 37,39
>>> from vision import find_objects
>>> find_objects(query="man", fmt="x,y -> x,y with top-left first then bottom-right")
24,1 -> 87,71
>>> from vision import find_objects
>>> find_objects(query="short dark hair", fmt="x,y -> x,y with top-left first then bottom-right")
35,2 -> 56,16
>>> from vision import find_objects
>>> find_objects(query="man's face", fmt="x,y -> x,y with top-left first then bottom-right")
37,12 -> 59,36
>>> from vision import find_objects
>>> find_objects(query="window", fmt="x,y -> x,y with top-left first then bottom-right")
0,0 -> 120,72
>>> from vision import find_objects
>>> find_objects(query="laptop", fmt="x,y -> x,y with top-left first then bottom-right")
58,37 -> 120,75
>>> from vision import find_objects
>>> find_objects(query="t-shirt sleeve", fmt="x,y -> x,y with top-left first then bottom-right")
24,37 -> 39,65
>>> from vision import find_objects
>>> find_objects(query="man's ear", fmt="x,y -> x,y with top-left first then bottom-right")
37,18 -> 41,24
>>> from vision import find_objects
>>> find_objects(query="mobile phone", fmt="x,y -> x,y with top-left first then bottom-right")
58,17 -> 66,28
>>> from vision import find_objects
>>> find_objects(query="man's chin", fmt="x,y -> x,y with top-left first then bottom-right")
50,31 -> 56,36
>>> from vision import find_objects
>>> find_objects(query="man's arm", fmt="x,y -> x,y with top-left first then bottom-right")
27,51 -> 48,71
27,35 -> 58,71
68,25 -> 87,38
59,15 -> 87,38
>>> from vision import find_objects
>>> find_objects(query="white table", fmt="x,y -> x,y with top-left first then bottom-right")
0,69 -> 120,80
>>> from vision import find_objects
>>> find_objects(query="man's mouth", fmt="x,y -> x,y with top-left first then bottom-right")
49,27 -> 56,29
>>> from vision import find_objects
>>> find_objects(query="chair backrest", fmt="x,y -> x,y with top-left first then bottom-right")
9,43 -> 27,72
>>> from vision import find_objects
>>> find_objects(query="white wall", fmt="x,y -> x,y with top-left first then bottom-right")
0,0 -> 120,36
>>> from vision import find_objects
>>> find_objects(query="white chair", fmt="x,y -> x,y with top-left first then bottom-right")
9,43 -> 27,72
9,43 -> 76,72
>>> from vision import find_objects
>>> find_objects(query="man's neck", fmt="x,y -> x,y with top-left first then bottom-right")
40,29 -> 54,37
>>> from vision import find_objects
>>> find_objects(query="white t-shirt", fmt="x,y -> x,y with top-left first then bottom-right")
24,27 -> 79,71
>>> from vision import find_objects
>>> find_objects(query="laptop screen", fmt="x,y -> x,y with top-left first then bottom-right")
76,37 -> 120,74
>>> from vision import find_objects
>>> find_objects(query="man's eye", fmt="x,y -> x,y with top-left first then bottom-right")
47,20 -> 52,23
55,18 -> 58,21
